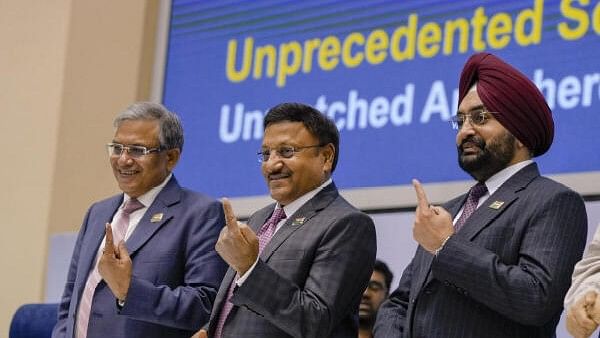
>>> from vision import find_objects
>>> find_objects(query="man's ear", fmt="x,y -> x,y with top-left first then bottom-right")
166,148 -> 181,171
321,143 -> 335,173
515,138 -> 525,149
514,138 -> 533,159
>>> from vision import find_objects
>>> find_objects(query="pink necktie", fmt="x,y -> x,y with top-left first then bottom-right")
75,198 -> 144,338
213,207 -> 286,338
454,183 -> 487,231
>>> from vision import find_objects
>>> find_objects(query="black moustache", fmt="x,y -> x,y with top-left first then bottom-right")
460,136 -> 485,149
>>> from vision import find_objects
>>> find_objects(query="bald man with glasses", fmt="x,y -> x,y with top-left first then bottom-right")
52,102 -> 227,338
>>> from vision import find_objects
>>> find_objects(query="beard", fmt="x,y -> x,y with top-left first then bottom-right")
457,131 -> 517,182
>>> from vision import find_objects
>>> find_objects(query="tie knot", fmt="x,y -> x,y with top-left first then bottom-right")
123,198 -> 144,215
470,183 -> 488,199
269,207 -> 287,225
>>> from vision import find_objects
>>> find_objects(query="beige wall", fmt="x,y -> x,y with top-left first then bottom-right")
0,0 -> 159,335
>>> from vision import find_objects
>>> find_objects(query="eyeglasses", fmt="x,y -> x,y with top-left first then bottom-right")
257,144 -> 323,163
450,108 -> 498,130
106,142 -> 163,158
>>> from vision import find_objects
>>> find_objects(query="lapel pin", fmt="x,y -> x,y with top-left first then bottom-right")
488,201 -> 504,210
150,213 -> 164,223
292,217 -> 306,225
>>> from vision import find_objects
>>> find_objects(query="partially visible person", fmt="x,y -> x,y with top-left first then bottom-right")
196,102 -> 376,338
52,102 -> 227,338
565,223 -> 600,338
374,52 -> 588,338
359,260 -> 393,338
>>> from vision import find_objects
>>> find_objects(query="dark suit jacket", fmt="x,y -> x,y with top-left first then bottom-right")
207,182 -> 377,338
52,176 -> 228,338
374,163 -> 588,338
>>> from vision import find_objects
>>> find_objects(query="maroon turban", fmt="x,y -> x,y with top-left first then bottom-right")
458,52 -> 554,157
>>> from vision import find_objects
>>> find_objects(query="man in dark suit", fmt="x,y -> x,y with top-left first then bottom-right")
198,102 -> 376,338
52,102 -> 227,338
374,53 -> 588,338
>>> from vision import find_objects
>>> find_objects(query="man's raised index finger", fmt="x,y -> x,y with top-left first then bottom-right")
221,198 -> 239,230
104,223 -> 114,252
412,179 -> 430,210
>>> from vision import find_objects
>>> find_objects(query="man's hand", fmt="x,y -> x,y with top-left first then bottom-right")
589,290 -> 600,325
412,179 -> 454,254
215,198 -> 259,275
190,329 -> 207,338
567,291 -> 599,338
98,223 -> 132,301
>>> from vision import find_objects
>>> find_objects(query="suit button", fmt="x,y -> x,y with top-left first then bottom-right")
443,280 -> 450,286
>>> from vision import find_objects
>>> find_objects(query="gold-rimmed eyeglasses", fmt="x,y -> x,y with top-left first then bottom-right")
450,108 -> 499,130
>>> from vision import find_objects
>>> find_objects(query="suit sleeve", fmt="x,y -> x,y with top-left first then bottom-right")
565,222 -> 600,309
431,189 -> 587,326
373,257 -> 414,337
232,212 -> 376,338
51,206 -> 94,338
117,199 -> 227,331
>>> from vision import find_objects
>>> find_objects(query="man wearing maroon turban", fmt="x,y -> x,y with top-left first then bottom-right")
374,53 -> 588,338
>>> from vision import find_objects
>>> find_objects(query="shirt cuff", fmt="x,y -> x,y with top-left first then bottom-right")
235,258 -> 259,286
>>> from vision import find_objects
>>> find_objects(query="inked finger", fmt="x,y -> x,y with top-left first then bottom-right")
412,179 -> 430,211
104,223 -> 115,253
221,198 -> 239,231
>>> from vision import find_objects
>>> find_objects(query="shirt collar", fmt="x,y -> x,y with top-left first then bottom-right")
279,178 -> 333,219
484,160 -> 533,195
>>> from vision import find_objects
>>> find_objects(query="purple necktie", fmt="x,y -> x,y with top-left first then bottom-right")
454,183 -> 487,231
75,198 -> 144,338
213,207 -> 286,338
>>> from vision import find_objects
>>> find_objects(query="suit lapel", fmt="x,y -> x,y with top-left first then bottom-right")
74,196 -> 121,304
78,197 -> 122,277
249,207 -> 272,233
447,195 -> 467,220
457,189 -> 517,240
211,267 -> 238,322
260,183 -> 339,262
126,177 -> 180,255
456,163 -> 540,240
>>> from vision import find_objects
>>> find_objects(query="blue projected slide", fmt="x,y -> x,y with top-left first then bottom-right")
162,0 -> 600,203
